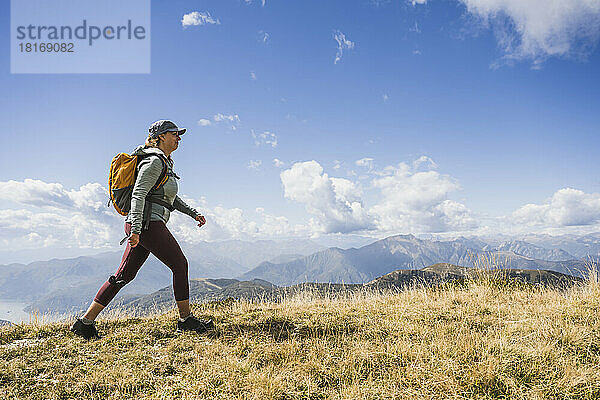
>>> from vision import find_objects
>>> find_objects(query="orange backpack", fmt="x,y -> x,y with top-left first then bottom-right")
108,153 -> 169,216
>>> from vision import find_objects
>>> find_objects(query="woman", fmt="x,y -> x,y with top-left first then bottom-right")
71,120 -> 213,339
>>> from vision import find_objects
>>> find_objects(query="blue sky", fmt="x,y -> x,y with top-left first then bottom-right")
2,0 -> 600,257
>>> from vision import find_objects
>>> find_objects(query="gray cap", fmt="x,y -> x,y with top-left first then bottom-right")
148,120 -> 186,138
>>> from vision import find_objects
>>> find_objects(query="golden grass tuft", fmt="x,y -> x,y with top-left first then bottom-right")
1,275 -> 599,399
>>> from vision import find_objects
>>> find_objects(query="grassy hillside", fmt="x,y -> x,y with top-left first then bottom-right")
107,265 -> 583,317
1,277 -> 599,399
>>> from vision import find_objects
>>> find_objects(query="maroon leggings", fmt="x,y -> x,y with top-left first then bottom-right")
94,221 -> 189,306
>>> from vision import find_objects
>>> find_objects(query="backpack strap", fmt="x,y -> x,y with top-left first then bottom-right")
148,198 -> 175,211
137,153 -> 169,192
152,154 -> 170,190
141,153 -> 171,231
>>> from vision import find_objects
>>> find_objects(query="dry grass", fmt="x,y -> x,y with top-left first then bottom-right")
1,277 -> 599,399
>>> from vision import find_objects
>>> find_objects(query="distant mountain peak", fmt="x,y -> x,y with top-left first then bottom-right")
386,234 -> 418,241
495,240 -> 575,261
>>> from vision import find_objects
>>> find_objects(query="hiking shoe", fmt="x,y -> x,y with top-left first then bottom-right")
70,318 -> 100,340
177,315 -> 214,334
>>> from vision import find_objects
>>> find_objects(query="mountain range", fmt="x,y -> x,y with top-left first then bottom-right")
0,239 -> 325,315
1,233 -> 598,317
240,234 -> 595,286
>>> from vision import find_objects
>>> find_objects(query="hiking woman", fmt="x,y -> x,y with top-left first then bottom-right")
71,120 -> 213,339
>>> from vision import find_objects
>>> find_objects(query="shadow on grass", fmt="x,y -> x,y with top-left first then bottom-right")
213,315 -> 359,342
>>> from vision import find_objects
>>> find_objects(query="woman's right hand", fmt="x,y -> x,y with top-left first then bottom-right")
195,214 -> 206,227
129,233 -> 140,248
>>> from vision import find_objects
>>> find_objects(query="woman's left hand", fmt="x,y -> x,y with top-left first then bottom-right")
195,214 -> 206,227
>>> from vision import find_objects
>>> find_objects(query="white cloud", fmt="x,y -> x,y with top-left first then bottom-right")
0,179 -> 315,249
459,0 -> 600,66
382,94 -> 389,102
198,113 -> 241,130
0,209 -> 116,250
214,113 -> 240,123
253,207 -> 308,237
243,0 -> 266,6
250,71 -> 257,81
0,179 -> 73,208
331,177 -> 363,204
409,22 -> 421,33
248,160 -> 262,170
181,11 -> 220,27
0,179 -> 109,215
0,180 -> 120,249
258,31 -> 270,43
333,30 -> 355,64
199,206 -> 256,238
434,200 -> 479,231
280,161 -> 373,234
368,160 -> 477,233
168,196 -> 310,242
252,130 -> 278,148
412,155 -> 438,171
5,177 -> 600,251
273,158 -> 285,168
410,0 -> 428,5
512,188 -> 600,227
355,157 -> 374,171
333,160 -> 342,170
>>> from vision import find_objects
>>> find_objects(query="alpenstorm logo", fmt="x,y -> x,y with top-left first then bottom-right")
10,0 -> 150,74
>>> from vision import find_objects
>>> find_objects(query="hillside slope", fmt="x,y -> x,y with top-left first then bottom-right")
368,263 -> 584,288
111,265 -> 581,316
1,278 -> 599,399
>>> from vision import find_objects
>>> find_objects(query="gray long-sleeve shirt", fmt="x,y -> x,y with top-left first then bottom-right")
125,145 -> 199,234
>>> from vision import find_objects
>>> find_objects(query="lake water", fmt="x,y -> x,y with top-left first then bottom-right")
0,300 -> 31,324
